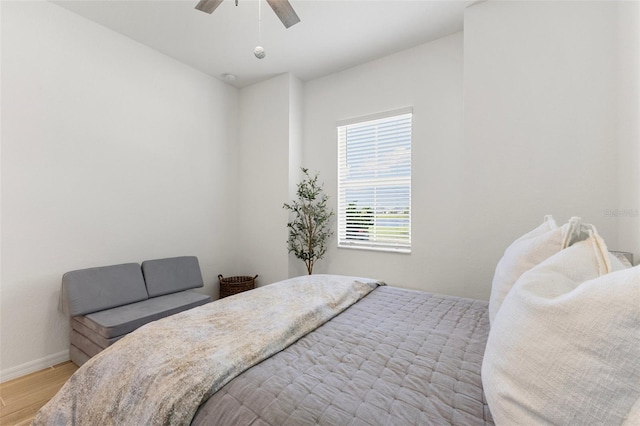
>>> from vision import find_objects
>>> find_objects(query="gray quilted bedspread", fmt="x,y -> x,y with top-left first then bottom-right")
192,286 -> 493,425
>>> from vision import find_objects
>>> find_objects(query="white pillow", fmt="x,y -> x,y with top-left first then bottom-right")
488,216 -> 581,324
482,227 -> 640,425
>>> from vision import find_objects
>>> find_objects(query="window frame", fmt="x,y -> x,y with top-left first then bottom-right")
336,107 -> 412,254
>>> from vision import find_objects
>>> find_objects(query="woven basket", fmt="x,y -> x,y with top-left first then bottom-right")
218,274 -> 258,298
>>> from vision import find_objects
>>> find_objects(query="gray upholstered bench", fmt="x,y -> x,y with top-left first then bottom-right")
61,256 -> 212,366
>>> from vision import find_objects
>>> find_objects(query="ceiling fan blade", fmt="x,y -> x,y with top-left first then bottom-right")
195,0 -> 224,14
265,0 -> 300,28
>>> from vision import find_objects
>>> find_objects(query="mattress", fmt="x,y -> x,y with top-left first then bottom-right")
192,286 -> 493,425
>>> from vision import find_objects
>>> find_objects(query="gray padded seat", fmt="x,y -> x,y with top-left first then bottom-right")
142,256 -> 204,297
63,257 -> 212,366
70,319 -> 122,349
62,263 -> 149,317
73,291 -> 210,338
69,346 -> 90,367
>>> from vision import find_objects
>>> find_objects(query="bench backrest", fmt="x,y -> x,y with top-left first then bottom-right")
61,263 -> 149,316
141,256 -> 204,297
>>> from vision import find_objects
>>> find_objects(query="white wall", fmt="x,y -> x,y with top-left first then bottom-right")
231,73 -> 295,286
0,1 -> 238,379
288,75 -> 305,277
617,1 -> 640,260
302,33 -> 471,296
462,0 -> 625,289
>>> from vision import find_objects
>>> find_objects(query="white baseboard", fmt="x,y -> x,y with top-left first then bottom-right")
0,350 -> 70,383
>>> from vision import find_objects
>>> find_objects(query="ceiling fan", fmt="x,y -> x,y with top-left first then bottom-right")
195,0 -> 300,29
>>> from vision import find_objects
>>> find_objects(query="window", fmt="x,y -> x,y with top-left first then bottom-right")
337,108 -> 412,253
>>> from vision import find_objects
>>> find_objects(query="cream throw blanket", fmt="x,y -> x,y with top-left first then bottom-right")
34,275 -> 382,426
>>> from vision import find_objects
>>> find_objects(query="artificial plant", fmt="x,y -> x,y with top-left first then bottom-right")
283,168 -> 334,275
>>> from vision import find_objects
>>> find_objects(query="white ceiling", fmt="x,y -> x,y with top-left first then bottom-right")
53,0 -> 473,88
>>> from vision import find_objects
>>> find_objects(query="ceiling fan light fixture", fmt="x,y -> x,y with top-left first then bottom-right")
254,46 -> 266,59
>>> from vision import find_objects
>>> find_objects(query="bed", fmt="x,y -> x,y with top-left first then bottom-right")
34,216 -> 639,425
191,285 -> 492,425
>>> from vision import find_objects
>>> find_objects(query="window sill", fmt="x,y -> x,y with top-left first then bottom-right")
337,243 -> 411,254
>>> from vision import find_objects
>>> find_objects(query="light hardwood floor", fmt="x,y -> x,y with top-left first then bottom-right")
0,361 -> 77,426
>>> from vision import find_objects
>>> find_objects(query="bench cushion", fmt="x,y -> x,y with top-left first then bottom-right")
62,263 -> 149,316
142,256 -> 204,297
70,329 -> 103,358
70,345 -> 91,367
73,290 -> 211,339
71,318 -> 123,349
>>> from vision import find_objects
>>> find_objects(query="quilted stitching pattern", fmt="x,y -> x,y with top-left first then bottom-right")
192,287 -> 493,425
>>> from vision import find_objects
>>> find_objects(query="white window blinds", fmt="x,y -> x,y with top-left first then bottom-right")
337,108 -> 412,253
